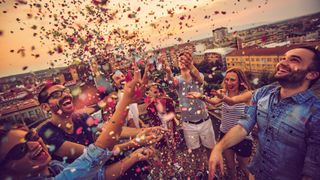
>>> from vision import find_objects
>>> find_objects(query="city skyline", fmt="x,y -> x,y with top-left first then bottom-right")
0,0 -> 319,77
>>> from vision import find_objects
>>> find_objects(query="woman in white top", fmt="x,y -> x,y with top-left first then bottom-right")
187,67 -> 253,180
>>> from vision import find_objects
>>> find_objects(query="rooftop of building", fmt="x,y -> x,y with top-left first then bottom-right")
227,41 -> 320,56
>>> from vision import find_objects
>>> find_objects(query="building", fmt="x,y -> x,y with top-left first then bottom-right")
194,48 -> 235,68
225,42 -> 320,75
0,65 -> 85,127
226,47 -> 284,75
226,41 -> 320,74
155,43 -> 196,67
212,27 -> 228,44
0,97 -> 50,127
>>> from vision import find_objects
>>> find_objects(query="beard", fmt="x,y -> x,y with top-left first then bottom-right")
273,66 -> 308,88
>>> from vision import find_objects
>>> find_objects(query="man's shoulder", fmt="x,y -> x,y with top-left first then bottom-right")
49,160 -> 67,173
38,120 -> 56,132
253,83 -> 279,99
310,97 -> 320,115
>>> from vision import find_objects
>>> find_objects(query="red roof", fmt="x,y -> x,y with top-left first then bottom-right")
227,42 -> 320,56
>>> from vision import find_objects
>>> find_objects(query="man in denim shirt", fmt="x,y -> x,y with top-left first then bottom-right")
209,46 -> 320,180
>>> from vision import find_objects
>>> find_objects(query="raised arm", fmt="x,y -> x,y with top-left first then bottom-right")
187,92 -> 222,105
141,62 -> 150,85
189,64 -> 204,85
181,52 -> 204,85
94,65 -> 144,150
212,89 -> 253,105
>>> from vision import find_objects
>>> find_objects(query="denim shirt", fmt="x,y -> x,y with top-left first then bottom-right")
27,144 -> 112,180
238,84 -> 320,180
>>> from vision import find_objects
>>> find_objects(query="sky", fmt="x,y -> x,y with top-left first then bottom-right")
0,0 -> 319,78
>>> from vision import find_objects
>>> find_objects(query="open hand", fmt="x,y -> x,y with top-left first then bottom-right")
133,126 -> 169,146
133,147 -> 155,161
186,92 -> 202,99
122,63 -> 146,104
211,89 -> 226,99
208,147 -> 225,180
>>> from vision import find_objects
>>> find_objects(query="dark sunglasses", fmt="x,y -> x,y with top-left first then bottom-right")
152,90 -> 159,94
0,129 -> 40,166
47,88 -> 71,101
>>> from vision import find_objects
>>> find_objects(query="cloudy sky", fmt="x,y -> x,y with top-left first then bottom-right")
0,0 -> 319,77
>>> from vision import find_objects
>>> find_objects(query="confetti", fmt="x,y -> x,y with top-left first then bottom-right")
48,145 -> 56,152
76,127 -> 83,135
22,66 -> 28,71
252,78 -> 259,85
71,87 -> 82,96
44,129 -> 54,138
66,123 -> 73,129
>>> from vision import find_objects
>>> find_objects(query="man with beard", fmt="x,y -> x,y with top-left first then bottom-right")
208,46 -> 320,180
36,67 -> 165,179
0,70 -> 165,179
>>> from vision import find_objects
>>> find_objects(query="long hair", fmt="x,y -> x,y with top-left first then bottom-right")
222,67 -> 252,93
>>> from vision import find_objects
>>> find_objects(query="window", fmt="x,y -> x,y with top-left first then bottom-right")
28,110 -> 36,120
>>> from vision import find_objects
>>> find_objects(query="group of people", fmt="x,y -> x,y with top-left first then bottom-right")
0,45 -> 319,180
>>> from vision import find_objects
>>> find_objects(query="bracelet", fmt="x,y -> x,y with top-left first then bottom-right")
199,95 -> 207,101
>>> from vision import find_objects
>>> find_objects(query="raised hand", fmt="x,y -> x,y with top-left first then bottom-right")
211,89 -> 226,99
133,147 -> 155,161
179,51 -> 193,70
122,63 -> 146,104
186,92 -> 202,99
133,126 -> 169,146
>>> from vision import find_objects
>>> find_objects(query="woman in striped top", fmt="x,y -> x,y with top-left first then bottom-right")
187,68 -> 253,180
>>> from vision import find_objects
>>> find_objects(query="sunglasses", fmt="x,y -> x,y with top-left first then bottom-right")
152,90 -> 159,94
47,88 -> 71,101
0,129 -> 40,166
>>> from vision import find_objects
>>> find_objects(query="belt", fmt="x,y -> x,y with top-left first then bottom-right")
185,116 -> 210,125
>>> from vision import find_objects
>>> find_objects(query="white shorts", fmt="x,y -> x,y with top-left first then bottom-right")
182,119 -> 216,150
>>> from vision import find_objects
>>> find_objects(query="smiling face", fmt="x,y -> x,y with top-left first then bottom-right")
178,52 -> 192,70
148,86 -> 161,98
45,85 -> 74,115
224,72 -> 240,93
274,48 -> 316,88
112,71 -> 126,89
0,129 -> 51,176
